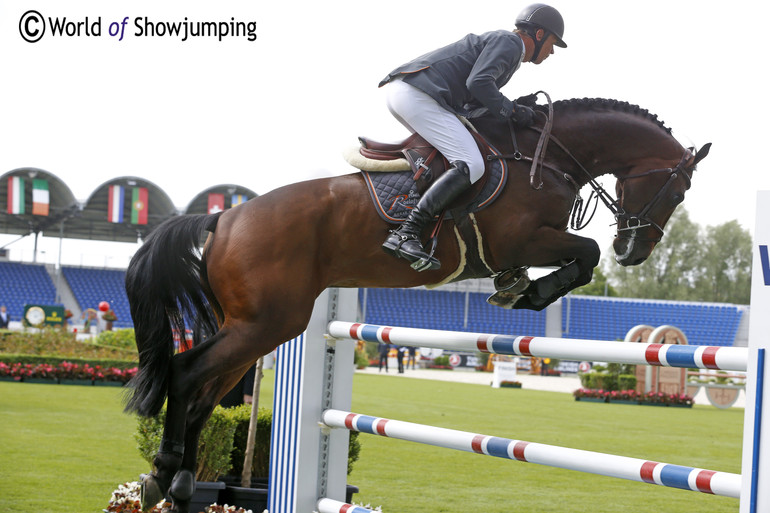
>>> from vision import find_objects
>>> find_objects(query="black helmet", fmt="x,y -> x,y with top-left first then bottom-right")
516,3 -> 567,48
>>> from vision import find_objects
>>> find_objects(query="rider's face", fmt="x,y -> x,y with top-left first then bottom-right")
533,33 -> 557,64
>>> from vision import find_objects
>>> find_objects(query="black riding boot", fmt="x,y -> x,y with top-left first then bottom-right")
382,160 -> 472,271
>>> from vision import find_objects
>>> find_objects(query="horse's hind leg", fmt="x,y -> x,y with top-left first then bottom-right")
154,319 -> 293,513
166,370 -> 249,513
140,329 -> 233,512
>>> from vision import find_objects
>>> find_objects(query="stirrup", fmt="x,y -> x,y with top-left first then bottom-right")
410,254 -> 441,272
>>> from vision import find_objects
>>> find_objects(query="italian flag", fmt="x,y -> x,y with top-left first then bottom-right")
32,179 -> 49,216
107,185 -> 124,223
131,187 -> 148,225
7,176 -> 24,214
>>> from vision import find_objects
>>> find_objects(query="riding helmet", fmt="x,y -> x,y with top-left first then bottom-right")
515,3 -> 567,48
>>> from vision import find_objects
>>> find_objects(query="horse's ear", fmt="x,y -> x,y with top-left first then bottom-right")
694,142 -> 712,165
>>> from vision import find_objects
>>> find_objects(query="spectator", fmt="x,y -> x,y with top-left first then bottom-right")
0,305 -> 9,328
378,341 -> 390,372
397,346 -> 406,374
407,346 -> 417,369
219,364 -> 257,408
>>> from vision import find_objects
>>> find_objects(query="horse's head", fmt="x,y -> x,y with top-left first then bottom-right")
612,142 -> 711,266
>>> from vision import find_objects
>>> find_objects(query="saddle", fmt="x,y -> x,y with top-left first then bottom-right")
350,128 -> 509,224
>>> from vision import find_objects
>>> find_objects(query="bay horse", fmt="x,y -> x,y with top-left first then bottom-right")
125,97 -> 710,512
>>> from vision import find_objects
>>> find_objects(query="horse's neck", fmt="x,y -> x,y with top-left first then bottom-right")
477,110 -> 682,185
549,119 -> 682,186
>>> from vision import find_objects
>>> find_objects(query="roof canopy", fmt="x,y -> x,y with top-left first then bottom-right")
0,167 -> 258,243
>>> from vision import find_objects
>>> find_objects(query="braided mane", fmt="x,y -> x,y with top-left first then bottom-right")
522,96 -> 672,135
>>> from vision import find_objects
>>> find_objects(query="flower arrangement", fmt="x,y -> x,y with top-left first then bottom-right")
499,380 -> 522,388
0,361 -> 137,383
102,309 -> 118,322
104,481 -> 170,513
103,482 -> 256,513
64,309 -> 73,319
573,388 -> 693,407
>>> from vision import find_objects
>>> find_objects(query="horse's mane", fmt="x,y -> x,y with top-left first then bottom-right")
468,96 -> 672,135
522,96 -> 673,135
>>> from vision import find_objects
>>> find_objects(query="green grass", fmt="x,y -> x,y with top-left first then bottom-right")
0,370 -> 742,512
349,373 -> 742,513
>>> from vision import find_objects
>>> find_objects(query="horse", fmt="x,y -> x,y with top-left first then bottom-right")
125,97 -> 710,512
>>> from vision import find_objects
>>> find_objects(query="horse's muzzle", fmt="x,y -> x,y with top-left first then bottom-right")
613,236 -> 651,266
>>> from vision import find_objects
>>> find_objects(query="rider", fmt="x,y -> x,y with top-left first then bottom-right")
379,3 -> 566,271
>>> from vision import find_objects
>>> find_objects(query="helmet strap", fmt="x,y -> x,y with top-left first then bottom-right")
530,31 -> 547,62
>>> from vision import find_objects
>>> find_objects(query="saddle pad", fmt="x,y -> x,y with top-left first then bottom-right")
362,147 -> 508,224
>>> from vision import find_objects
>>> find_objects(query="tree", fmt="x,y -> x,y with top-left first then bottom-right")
602,208 -> 752,304
606,208 -> 702,300
693,220 -> 752,304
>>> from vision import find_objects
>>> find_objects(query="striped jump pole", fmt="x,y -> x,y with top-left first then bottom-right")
316,498 -> 377,513
328,321 -> 748,372
322,409 -> 742,498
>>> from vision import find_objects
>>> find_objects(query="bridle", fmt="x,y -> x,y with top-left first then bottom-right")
612,148 -> 694,243
491,93 -> 696,242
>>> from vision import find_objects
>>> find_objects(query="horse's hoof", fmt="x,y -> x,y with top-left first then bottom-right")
486,290 -> 519,309
140,474 -> 165,512
493,268 -> 530,295
169,469 -> 195,503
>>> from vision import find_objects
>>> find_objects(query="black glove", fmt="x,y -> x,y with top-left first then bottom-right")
510,103 -> 535,126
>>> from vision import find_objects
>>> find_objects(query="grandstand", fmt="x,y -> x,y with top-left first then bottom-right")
360,287 -> 747,348
61,266 -> 132,328
0,262 -> 58,321
0,260 -> 749,348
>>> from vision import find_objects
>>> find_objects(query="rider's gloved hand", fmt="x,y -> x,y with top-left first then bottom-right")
510,103 -> 535,127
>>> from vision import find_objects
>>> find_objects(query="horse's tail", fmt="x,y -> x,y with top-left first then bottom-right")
123,212 -> 223,417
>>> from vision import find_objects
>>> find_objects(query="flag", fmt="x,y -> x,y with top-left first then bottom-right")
231,194 -> 247,207
107,185 -> 124,223
32,179 -> 49,216
7,176 -> 24,214
131,187 -> 148,225
208,193 -> 225,214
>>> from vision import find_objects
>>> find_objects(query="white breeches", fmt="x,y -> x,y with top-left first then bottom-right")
384,79 -> 484,183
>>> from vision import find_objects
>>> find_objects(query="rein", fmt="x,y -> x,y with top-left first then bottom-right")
490,94 -> 695,236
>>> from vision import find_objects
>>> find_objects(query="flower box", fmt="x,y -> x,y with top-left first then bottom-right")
188,481 -> 226,513
574,396 -> 608,403
59,378 -> 94,386
573,388 -> 693,407
23,377 -> 58,384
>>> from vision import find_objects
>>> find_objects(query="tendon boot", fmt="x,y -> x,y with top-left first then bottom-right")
382,160 -> 472,271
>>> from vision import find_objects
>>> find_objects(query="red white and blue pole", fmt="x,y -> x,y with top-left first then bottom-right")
323,409 -> 741,498
329,322 -> 748,372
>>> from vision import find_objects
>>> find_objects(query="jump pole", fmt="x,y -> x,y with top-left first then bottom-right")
740,190 -> 770,513
267,288 -> 359,513
322,409 -> 741,498
328,322 -> 748,372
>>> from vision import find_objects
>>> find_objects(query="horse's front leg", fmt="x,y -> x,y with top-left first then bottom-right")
516,231 -> 600,310
488,229 -> 600,311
